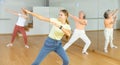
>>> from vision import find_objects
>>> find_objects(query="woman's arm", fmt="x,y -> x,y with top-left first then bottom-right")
112,9 -> 119,17
51,22 -> 71,37
24,9 -> 50,22
79,20 -> 87,25
69,14 -> 79,22
25,9 -> 71,36
69,13 -> 87,25
111,16 -> 117,24
61,28 -> 71,37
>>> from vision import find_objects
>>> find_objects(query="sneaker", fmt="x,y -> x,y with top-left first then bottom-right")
104,49 -> 108,53
6,43 -> 13,47
111,45 -> 118,48
25,45 -> 29,48
82,51 -> 88,55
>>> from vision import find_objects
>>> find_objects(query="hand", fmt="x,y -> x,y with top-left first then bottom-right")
51,21 -> 61,28
23,8 -> 31,14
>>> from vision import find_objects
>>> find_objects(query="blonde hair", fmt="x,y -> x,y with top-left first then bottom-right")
60,9 -> 70,40
60,9 -> 69,24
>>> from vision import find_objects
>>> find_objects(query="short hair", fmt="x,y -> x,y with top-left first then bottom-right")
79,11 -> 86,19
83,14 -> 86,19
104,10 -> 111,19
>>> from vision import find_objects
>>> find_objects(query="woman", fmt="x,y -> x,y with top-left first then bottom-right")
103,9 -> 119,53
63,11 -> 91,55
6,8 -> 29,48
24,9 -> 71,65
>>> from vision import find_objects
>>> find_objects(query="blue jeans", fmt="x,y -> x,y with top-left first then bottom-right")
32,37 -> 69,65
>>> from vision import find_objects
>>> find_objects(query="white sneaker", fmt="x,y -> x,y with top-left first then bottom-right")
25,45 -> 29,48
82,51 -> 88,55
111,45 -> 118,48
6,43 -> 13,47
104,49 -> 108,53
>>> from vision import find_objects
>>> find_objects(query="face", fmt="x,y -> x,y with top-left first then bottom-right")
107,10 -> 112,18
58,11 -> 67,21
79,12 -> 84,19
108,13 -> 112,18
21,8 -> 26,15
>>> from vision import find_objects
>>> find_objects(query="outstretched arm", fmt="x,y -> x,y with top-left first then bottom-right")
25,9 -> 71,37
24,9 -> 50,22
69,13 -> 87,25
5,8 -> 19,16
69,13 -> 79,22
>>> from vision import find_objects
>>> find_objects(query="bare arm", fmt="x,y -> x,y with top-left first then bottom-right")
61,28 -> 71,37
69,14 -> 79,22
112,9 -> 119,17
5,9 -> 19,16
79,20 -> 87,25
51,21 -> 71,37
111,16 -> 117,24
25,9 -> 71,36
69,14 -> 87,25
24,9 -> 50,22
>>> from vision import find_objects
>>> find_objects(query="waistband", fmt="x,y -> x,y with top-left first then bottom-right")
104,28 -> 113,30
47,36 -> 60,41
75,29 -> 85,31
15,25 -> 24,27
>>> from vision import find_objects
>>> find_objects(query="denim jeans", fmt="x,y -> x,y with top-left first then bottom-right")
32,37 -> 69,65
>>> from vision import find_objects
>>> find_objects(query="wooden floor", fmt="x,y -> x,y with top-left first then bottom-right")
97,30 -> 120,61
0,32 -> 120,65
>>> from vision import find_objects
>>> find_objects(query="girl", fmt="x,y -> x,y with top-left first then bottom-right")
24,9 -> 71,65
6,8 -> 29,48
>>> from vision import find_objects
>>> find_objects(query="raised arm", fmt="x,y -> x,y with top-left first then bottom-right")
5,8 -> 19,16
111,16 -> 117,24
69,13 -> 87,25
111,9 -> 119,17
24,9 -> 50,22
69,13 -> 79,22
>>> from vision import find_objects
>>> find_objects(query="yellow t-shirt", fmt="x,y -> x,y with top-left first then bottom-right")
49,18 -> 71,40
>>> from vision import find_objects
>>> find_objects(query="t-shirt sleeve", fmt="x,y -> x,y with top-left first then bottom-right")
50,18 -> 62,25
63,24 -> 71,30
50,18 -> 57,23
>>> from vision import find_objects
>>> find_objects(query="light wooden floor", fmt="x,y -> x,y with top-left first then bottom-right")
97,30 -> 120,61
0,33 -> 120,65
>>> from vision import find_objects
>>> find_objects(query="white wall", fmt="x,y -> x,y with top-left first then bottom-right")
117,0 -> 120,29
27,7 -> 64,35
26,7 -> 50,35
50,0 -> 119,30
0,0 -> 46,34
0,0 -> 120,35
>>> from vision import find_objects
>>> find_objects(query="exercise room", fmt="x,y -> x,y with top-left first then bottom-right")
0,0 -> 120,65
